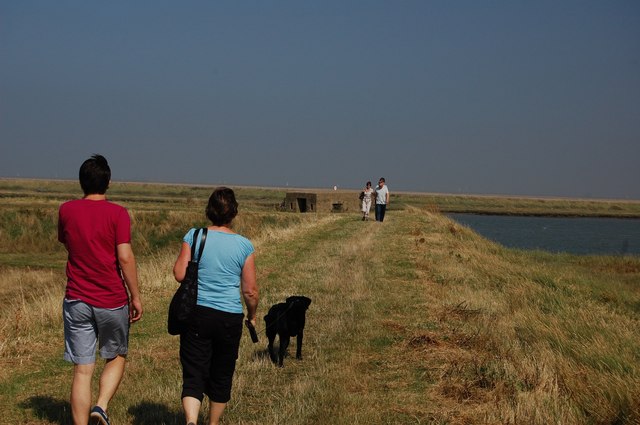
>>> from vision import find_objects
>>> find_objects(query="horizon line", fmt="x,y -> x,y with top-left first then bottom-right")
2,176 -> 639,203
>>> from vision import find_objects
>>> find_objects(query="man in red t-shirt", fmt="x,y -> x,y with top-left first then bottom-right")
58,154 -> 143,425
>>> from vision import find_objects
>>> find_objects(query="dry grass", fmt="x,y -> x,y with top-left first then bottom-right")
1,181 -> 639,424
393,209 -> 640,424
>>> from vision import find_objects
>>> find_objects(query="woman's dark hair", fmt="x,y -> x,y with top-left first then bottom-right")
366,181 -> 372,187
206,187 -> 238,226
79,154 -> 111,195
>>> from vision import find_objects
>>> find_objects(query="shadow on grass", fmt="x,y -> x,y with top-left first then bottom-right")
251,347 -> 272,361
252,345 -> 307,366
128,401 -> 184,425
19,396 -> 71,424
20,397 -> 184,425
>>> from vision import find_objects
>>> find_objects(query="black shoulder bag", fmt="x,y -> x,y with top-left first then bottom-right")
168,228 -> 208,335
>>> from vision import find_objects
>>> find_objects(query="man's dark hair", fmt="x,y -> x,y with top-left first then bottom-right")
206,187 -> 238,226
79,154 -> 111,195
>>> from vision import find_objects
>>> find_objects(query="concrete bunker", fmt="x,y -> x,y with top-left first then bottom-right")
283,192 -> 317,212
283,191 -> 359,213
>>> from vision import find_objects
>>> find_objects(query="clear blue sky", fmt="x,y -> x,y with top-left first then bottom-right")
1,1 -> 639,199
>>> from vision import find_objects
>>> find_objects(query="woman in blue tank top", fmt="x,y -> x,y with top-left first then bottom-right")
173,187 -> 259,425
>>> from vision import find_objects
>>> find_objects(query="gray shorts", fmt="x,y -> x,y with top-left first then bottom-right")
63,299 -> 130,365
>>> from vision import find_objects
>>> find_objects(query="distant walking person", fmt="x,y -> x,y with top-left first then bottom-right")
173,187 -> 259,425
58,154 -> 143,425
374,177 -> 390,222
361,181 -> 374,221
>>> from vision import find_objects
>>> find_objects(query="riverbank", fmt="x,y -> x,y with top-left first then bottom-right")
393,191 -> 640,218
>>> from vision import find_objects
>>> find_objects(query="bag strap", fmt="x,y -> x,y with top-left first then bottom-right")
189,228 -> 201,260
191,228 -> 208,263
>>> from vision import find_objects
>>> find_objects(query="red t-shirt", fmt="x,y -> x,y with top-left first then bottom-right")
58,199 -> 131,308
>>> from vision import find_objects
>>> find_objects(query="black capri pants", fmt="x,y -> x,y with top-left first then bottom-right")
180,305 -> 244,403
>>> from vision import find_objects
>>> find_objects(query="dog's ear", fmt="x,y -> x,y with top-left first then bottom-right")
286,296 -> 303,304
301,296 -> 311,309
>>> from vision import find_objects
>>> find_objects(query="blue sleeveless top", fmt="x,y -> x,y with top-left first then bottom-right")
184,228 -> 254,314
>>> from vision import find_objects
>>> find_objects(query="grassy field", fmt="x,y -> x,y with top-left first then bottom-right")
1,179 -> 639,424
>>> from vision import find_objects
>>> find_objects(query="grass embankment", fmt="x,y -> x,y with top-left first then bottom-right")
0,180 -> 639,424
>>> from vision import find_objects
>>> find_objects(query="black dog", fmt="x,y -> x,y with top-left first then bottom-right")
264,296 -> 311,367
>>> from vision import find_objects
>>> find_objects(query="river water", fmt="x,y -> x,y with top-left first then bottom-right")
447,213 -> 640,255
